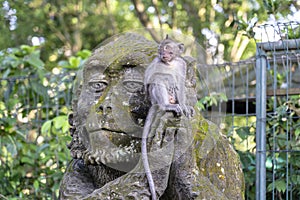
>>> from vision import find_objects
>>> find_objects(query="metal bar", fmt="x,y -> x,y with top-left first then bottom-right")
272,50 -> 277,200
266,88 -> 300,96
257,39 -> 300,52
256,47 -> 267,200
285,53 -> 290,200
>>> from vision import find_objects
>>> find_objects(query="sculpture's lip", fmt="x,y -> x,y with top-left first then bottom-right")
88,127 -> 142,139
89,128 -> 128,136
88,128 -> 141,140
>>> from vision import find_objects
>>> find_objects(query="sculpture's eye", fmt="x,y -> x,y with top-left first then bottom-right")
123,81 -> 143,93
89,80 -> 108,93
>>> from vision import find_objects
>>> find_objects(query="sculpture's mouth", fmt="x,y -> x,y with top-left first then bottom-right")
83,128 -> 141,170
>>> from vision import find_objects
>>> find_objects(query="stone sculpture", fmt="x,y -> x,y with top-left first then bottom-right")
59,33 -> 245,200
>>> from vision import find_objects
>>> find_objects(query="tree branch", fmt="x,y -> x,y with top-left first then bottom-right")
151,0 -> 162,28
131,0 -> 160,42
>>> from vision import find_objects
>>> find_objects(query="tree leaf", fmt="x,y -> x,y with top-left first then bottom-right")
62,120 -> 69,133
33,180 -> 39,190
21,156 -> 34,165
53,115 -> 68,130
24,51 -> 44,69
69,56 -> 80,69
275,180 -> 287,193
30,81 -> 48,98
236,127 -> 250,140
76,50 -> 91,59
58,60 -> 70,68
37,143 -> 50,153
41,120 -> 52,136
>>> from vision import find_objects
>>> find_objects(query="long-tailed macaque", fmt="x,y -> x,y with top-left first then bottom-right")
144,35 -> 191,117
142,36 -> 192,200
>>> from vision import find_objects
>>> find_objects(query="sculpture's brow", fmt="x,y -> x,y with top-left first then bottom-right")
89,74 -> 107,81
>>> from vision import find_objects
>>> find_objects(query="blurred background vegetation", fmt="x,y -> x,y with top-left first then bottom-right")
0,0 -> 299,199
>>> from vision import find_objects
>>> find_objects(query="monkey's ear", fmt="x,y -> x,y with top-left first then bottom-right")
178,43 -> 184,54
165,34 -> 169,39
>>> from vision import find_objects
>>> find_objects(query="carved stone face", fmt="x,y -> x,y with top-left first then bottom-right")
72,34 -> 156,172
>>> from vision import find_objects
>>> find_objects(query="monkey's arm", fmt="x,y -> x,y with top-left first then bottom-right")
147,83 -> 183,116
175,60 -> 195,118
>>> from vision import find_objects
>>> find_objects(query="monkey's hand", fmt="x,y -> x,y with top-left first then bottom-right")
165,104 -> 183,117
181,105 -> 195,118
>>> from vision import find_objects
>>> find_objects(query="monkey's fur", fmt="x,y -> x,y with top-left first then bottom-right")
142,36 -> 192,200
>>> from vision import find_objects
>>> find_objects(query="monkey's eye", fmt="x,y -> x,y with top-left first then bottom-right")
164,44 -> 172,51
123,81 -> 143,93
88,80 -> 108,93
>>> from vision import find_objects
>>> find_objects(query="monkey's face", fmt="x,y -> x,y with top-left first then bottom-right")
159,39 -> 184,63
160,44 -> 175,63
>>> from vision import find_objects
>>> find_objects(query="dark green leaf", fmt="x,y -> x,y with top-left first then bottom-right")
24,51 -> 44,69
30,81 -> 48,98
21,156 -> 34,165
236,127 -> 250,140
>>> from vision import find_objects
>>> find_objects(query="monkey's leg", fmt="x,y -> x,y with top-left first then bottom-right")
148,84 -> 183,116
148,84 -> 170,106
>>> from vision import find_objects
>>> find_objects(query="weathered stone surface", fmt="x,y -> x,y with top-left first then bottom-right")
59,33 -> 244,199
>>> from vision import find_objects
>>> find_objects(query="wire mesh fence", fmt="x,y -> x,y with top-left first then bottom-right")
0,71 -> 75,131
255,21 -> 300,200
200,21 -> 300,199
0,66 -> 76,197
199,59 -> 257,199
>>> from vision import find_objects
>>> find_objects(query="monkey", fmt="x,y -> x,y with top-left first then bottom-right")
144,36 -> 192,117
141,36 -> 193,200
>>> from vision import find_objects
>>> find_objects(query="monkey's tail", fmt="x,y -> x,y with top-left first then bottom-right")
141,106 -> 157,200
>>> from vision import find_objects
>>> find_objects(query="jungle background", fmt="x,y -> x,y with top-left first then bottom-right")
0,0 -> 300,199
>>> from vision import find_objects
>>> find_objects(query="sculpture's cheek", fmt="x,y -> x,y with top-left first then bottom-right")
76,89 -> 96,124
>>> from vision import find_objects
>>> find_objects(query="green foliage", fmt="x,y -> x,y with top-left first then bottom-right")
2,0 -> 296,64
263,0 -> 292,17
0,115 -> 71,198
265,95 -> 300,198
58,50 -> 91,70
0,0 -> 141,64
0,45 -> 90,198
225,95 -> 300,199
196,92 -> 228,111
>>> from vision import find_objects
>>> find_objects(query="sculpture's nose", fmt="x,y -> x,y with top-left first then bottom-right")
94,102 -> 119,131
98,104 -> 112,115
96,92 -> 113,115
